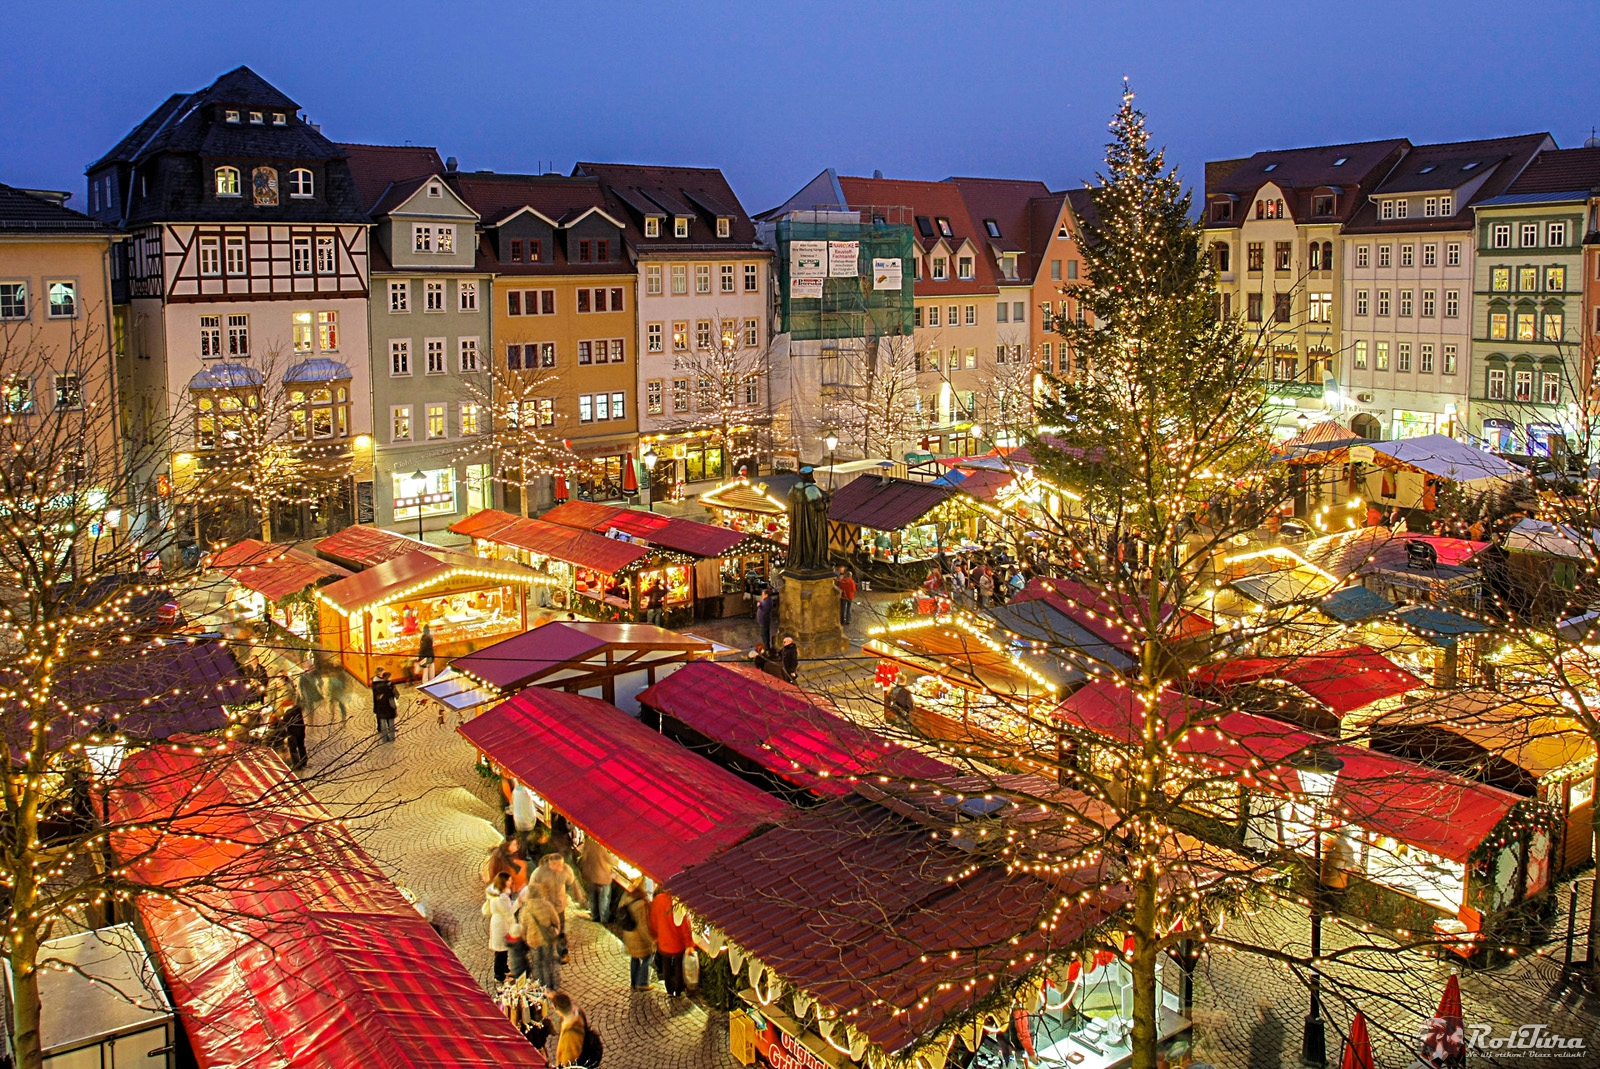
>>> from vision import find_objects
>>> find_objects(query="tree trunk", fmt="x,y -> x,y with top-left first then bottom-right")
1586,764 -> 1599,988
1129,872 -> 1160,1069
9,926 -> 41,1069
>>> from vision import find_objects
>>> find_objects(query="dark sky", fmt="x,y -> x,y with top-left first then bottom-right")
9,0 -> 1600,214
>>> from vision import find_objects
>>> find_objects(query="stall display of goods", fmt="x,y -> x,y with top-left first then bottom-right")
352,588 -> 520,654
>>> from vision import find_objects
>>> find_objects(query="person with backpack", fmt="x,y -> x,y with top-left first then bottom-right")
548,991 -> 601,1067
648,888 -> 693,998
616,879 -> 656,990
370,668 -> 397,742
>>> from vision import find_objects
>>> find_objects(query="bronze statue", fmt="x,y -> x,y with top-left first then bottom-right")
786,467 -> 832,574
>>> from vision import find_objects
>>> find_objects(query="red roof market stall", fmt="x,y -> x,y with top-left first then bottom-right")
420,621 -> 713,715
207,538 -> 350,641
1191,644 -> 1425,733
1054,680 -> 1550,926
636,660 -> 951,801
458,686 -> 789,883
107,743 -> 539,1069
314,524 -> 430,570
313,547 -> 551,684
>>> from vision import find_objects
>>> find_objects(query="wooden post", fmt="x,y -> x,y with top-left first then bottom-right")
363,612 -> 373,684
519,585 -> 528,630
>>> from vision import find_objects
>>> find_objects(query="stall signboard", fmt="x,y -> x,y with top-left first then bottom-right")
751,1015 -> 835,1069
827,241 -> 859,278
871,257 -> 902,291
790,241 -> 827,279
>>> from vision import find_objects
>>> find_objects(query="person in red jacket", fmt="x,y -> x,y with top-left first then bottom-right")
648,889 -> 693,997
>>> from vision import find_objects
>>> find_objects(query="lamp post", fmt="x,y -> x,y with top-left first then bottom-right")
406,470 -> 428,543
1290,745 -> 1345,1068
823,433 -> 839,491
642,448 -> 660,513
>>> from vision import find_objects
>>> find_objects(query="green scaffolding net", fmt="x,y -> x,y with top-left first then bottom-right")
774,217 -> 915,343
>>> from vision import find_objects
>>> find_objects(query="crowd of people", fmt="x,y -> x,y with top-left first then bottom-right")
481,789 -> 698,1064
921,544 -> 1030,608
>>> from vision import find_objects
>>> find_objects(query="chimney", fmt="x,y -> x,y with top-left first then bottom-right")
879,461 -> 892,485
446,156 -> 458,174
873,169 -> 883,179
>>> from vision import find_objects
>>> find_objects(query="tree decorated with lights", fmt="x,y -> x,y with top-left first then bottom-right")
651,320 -> 775,473
449,357 -> 583,515
828,331 -> 924,461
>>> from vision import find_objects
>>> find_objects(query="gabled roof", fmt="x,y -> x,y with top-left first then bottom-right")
828,473 -> 958,531
1204,138 -> 1410,224
1342,133 -> 1552,234
1026,190 -> 1071,270
947,177 -> 1055,284
0,183 -> 118,235
447,172 -> 607,225
336,143 -> 446,212
1498,146 -> 1600,199
837,175 -> 1001,293
575,162 -> 763,251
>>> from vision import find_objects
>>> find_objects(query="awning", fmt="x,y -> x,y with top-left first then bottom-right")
1370,435 -> 1524,483
698,476 -> 792,516
107,744 -> 537,1069
537,502 -> 754,559
538,500 -> 625,530
484,517 -> 652,573
1226,567 -> 1337,608
315,525 -> 430,570
1193,645 -> 1424,715
443,621 -> 712,693
1054,680 -> 1522,863
1007,576 -> 1215,651
459,687 -> 788,881
637,661 -> 951,797
1316,585 -> 1397,624
1375,691 -> 1594,783
315,548 -> 550,615
450,508 -> 524,542
1390,604 -> 1488,647
1505,518 -> 1600,559
828,472 -> 958,530
984,599 -> 1138,675
208,538 -> 350,601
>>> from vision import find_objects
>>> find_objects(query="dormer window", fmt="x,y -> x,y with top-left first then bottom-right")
932,256 -> 948,280
1000,254 -> 1018,279
957,256 -> 974,280
248,111 -> 264,124
674,217 -> 689,238
716,217 -> 731,238
935,217 -> 953,238
645,217 -> 660,238
215,167 -> 241,197
1211,200 -> 1233,222
271,113 -> 287,125
1439,195 -> 1453,216
1333,157 -> 1348,166
427,183 -> 442,197
984,219 -> 1001,239
288,168 -> 313,198
1312,194 -> 1334,216
1058,224 -> 1069,237
224,110 -> 240,123
1262,163 -> 1278,172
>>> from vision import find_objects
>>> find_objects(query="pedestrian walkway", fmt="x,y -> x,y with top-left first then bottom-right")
300,680 -> 739,1069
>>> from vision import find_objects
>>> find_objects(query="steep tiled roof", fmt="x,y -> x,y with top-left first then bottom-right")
948,177 -> 1054,284
1025,190 -> 1069,274
829,473 -> 958,530
1342,133 -> 1552,234
1501,146 -> 1600,198
339,143 -> 445,213
0,183 -> 118,234
575,162 -> 763,252
838,175 -> 1000,293
1205,138 -> 1410,224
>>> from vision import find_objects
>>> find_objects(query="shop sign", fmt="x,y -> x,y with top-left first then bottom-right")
1349,445 -> 1375,463
393,491 -> 453,509
755,1026 -> 833,1069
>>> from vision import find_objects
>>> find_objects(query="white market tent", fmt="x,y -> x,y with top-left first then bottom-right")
1505,517 -> 1600,560
1370,435 -> 1523,487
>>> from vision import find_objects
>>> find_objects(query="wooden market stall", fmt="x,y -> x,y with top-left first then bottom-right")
313,547 -> 551,684
827,472 -> 964,589
206,537 -> 350,643
697,472 -> 797,544
1192,645 -> 1426,736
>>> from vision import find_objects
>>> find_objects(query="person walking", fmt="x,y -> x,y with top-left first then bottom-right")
755,588 -> 775,651
532,853 -> 582,964
975,567 -> 995,609
644,577 -> 667,626
281,701 -> 307,770
884,673 -> 915,727
370,668 -> 397,742
779,636 -> 799,684
579,836 -> 615,925
548,991 -> 587,1066
481,836 -> 530,894
516,887 -> 562,991
616,880 -> 657,990
835,566 -> 857,626
483,871 -> 521,984
416,623 -> 436,683
649,888 -> 694,997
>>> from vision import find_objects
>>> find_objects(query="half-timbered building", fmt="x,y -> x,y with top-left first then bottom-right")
88,66 -> 373,544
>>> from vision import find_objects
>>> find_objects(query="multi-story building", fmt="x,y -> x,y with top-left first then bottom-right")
0,183 -> 123,506
1204,140 -> 1409,436
344,146 -> 495,537
1339,134 -> 1550,441
1469,147 -> 1600,452
87,66 -> 373,543
574,163 -> 771,489
838,174 -> 1000,457
446,172 -> 636,510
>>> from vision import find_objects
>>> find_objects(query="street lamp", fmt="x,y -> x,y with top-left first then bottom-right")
1290,745 -> 1345,1069
406,470 -> 428,543
823,433 -> 839,490
642,448 -> 660,513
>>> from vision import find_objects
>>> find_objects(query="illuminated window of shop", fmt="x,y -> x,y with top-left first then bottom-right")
392,467 -> 455,519
292,310 -> 314,353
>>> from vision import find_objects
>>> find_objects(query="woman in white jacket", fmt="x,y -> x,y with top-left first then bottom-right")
483,871 -> 522,983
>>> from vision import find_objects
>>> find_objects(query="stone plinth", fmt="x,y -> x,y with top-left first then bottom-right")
776,569 -> 847,658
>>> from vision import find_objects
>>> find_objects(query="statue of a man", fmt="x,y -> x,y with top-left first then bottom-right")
786,467 -> 831,574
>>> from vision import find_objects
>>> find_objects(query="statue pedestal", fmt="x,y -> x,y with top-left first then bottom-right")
777,569 -> 847,660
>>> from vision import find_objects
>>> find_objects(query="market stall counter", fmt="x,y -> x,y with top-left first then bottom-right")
698,472 -> 797,543
314,547 -> 553,684
827,472 -> 964,588
207,537 -> 351,642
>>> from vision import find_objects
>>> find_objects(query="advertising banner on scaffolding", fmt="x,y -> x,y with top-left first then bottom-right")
871,257 -> 903,291
789,276 -> 824,299
790,240 -> 827,279
828,240 -> 860,278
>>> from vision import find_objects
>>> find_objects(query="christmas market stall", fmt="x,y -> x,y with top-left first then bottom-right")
1191,645 -> 1425,736
827,471 -> 963,588
12,926 -> 175,1068
1055,680 -> 1556,938
458,686 -> 789,886
206,537 -> 350,643
420,621 -> 713,717
448,509 -> 663,619
107,742 -> 540,1068
313,546 -> 551,684
699,471 -> 799,543
636,660 -> 951,804
1369,690 -> 1595,874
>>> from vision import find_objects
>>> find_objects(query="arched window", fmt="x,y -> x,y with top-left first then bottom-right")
1276,199 -> 1285,218
1213,243 -> 1230,272
215,167 -> 240,197
1308,243 -> 1322,271
1321,241 -> 1333,269
288,168 -> 314,198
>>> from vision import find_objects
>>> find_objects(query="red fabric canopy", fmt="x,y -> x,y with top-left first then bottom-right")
637,662 -> 951,797
538,500 -> 624,530
1194,645 -> 1424,715
564,504 -> 747,558
450,508 -> 524,542
315,526 -> 428,570
107,744 -> 538,1069
491,517 -> 650,573
1054,680 -> 1520,862
460,687 -> 789,880
209,539 -> 349,602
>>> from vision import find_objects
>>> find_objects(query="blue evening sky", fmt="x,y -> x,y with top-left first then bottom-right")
7,0 -> 1600,213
